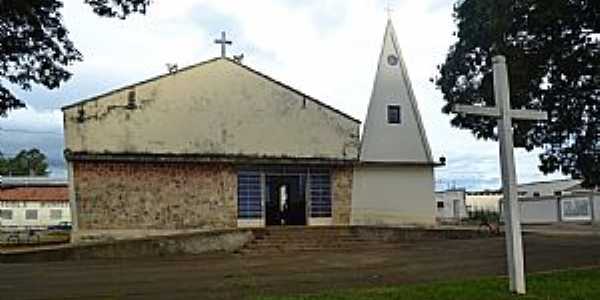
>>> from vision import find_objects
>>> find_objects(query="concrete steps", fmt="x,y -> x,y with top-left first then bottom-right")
241,226 -> 411,254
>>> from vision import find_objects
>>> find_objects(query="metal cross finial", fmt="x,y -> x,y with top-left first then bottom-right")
214,31 -> 232,58
385,1 -> 394,18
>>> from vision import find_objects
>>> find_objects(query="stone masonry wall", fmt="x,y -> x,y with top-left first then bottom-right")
332,166 -> 353,225
73,161 -> 237,230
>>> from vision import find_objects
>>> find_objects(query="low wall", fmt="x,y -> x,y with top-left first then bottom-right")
248,226 -> 496,242
304,226 -> 493,241
1,226 -> 491,263
1,229 -> 253,263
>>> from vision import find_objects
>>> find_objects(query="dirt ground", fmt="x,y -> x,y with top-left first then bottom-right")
2,233 -> 600,300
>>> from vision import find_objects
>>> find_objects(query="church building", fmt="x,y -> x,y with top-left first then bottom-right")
62,19 -> 440,232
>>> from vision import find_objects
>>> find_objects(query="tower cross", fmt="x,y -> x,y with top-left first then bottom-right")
214,31 -> 232,58
452,55 -> 548,295
385,2 -> 394,18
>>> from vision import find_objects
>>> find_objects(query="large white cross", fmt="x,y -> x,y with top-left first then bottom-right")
214,31 -> 232,58
453,55 -> 548,295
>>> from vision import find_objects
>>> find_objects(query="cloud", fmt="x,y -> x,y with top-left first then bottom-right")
0,0 -> 567,188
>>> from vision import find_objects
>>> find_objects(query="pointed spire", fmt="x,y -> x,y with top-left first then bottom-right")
359,19 -> 433,163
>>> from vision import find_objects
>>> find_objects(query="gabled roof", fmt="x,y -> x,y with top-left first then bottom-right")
0,186 -> 68,202
61,57 -> 360,124
518,178 -> 581,187
517,179 -> 583,192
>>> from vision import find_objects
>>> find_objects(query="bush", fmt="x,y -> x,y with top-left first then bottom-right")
468,210 -> 500,224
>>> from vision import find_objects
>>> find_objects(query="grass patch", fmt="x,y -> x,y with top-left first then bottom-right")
256,268 -> 600,300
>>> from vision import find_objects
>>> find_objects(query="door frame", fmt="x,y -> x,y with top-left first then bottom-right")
265,174 -> 307,226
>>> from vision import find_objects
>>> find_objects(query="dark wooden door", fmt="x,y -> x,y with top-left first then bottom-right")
265,176 -> 306,226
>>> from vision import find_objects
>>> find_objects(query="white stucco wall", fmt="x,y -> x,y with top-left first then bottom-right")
351,165 -> 435,226
0,201 -> 71,228
435,190 -> 468,220
517,179 -> 582,198
466,194 -> 502,212
519,199 -> 558,224
501,194 -> 598,224
63,58 -> 360,160
593,194 -> 600,223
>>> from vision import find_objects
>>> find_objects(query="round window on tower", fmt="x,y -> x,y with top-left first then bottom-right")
387,54 -> 399,66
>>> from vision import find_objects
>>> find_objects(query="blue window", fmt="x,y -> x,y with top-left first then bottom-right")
238,172 -> 262,219
310,171 -> 332,218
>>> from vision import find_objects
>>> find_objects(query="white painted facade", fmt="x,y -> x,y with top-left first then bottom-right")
62,58 -> 360,161
0,201 -> 71,228
498,179 -> 599,224
352,165 -> 435,225
508,194 -> 598,224
0,177 -> 71,229
466,193 -> 502,212
351,19 -> 437,227
517,179 -> 582,198
435,190 -> 468,221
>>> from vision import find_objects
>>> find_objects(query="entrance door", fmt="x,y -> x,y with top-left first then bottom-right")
265,176 -> 306,226
453,199 -> 461,218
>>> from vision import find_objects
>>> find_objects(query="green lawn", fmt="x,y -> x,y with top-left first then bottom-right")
256,268 -> 600,300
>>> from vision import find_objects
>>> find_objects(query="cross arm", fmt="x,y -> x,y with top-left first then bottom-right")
453,105 -> 548,121
214,39 -> 232,44
510,109 -> 548,121
452,104 -> 500,118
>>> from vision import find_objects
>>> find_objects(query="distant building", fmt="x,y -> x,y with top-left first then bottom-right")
435,189 -> 468,222
0,177 -> 70,229
500,179 -> 600,224
466,190 -> 503,213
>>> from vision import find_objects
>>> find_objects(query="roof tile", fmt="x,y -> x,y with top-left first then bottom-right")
0,186 -> 68,202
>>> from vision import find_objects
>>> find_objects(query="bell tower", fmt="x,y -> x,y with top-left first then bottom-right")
360,18 -> 433,164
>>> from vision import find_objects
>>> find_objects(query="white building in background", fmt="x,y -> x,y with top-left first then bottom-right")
435,189 -> 468,222
0,177 -> 71,229
466,191 -> 503,213
500,179 -> 600,224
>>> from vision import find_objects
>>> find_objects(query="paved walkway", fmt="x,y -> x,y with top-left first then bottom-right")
2,234 -> 600,300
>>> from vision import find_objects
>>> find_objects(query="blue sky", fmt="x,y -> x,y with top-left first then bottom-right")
0,0 -> 565,189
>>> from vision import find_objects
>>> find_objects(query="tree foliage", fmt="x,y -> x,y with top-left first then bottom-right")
84,0 -> 149,19
435,0 -> 600,188
0,0 -> 150,116
0,148 -> 49,176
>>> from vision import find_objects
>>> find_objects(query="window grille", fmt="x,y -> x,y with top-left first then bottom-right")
0,209 -> 12,220
25,209 -> 38,220
310,171 -> 332,218
238,172 -> 262,219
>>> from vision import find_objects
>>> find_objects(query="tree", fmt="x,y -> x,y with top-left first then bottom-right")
0,152 -> 8,174
0,0 -> 150,116
0,148 -> 49,176
434,0 -> 600,188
